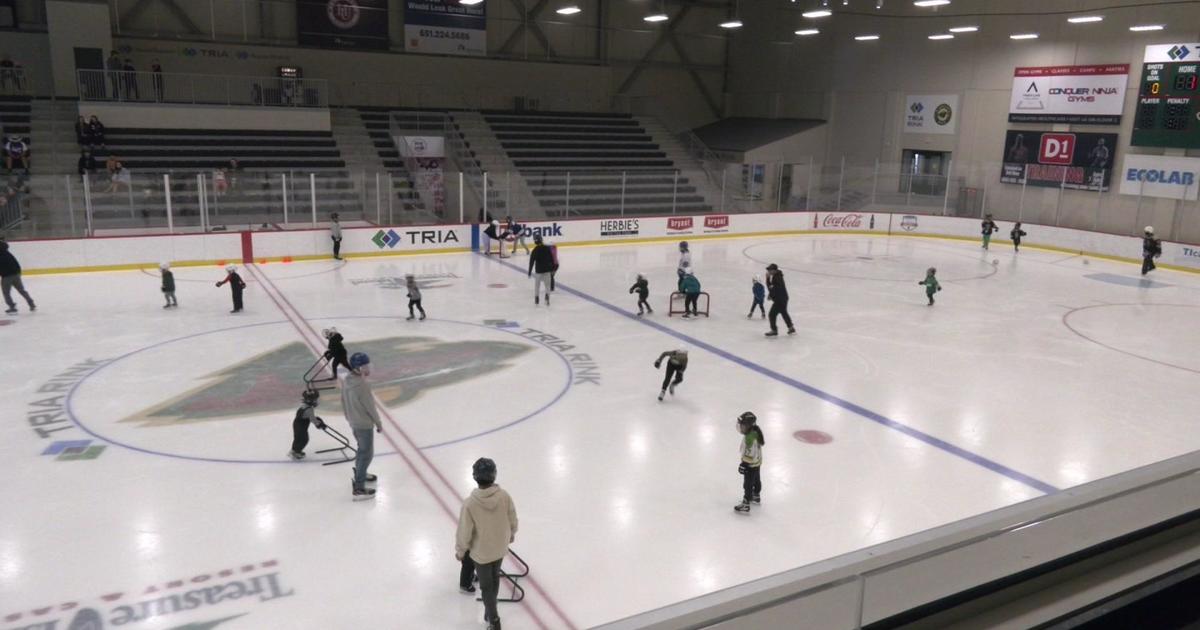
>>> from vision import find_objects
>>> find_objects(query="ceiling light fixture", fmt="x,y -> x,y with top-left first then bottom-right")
876,0 -> 884,8
803,9 -> 833,17
948,26 -> 978,33
796,28 -> 820,35
928,34 -> 954,40
913,0 -> 950,6
1067,15 -> 1103,23
556,6 -> 581,15
1010,33 -> 1038,40
855,34 -> 880,40
459,0 -> 483,5
1130,24 -> 1165,31
720,0 -> 743,29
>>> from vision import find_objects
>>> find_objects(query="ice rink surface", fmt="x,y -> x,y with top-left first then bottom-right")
4,232 -> 1200,629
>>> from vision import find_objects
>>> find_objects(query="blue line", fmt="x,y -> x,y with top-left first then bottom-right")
490,255 -> 1061,495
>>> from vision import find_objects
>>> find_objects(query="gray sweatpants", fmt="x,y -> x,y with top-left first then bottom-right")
2,275 -> 34,309
533,272 -> 551,298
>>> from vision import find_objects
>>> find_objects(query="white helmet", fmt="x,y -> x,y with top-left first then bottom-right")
677,346 -> 690,355
225,265 -> 236,272
322,327 -> 338,338
1145,226 -> 1155,235
159,262 -> 170,270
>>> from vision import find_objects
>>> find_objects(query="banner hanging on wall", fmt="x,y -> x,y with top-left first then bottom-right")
904,94 -> 959,134
404,0 -> 487,57
1000,130 -> 1119,191
1008,65 -> 1129,124
1119,154 -> 1200,200
297,0 -> 389,50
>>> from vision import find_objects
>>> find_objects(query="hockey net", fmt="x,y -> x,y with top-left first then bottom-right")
669,291 -> 710,317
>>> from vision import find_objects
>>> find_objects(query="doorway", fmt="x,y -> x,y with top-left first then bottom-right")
74,47 -> 105,99
901,149 -> 950,196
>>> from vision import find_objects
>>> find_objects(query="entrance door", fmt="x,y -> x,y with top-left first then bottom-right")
73,47 -> 105,99
901,149 -> 950,196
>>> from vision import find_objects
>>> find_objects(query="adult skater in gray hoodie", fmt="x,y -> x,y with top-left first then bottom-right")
342,352 -> 381,500
455,458 -> 518,630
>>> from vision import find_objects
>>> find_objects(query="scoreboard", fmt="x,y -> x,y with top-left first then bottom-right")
1132,44 -> 1200,148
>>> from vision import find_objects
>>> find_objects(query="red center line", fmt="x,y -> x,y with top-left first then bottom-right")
249,264 -> 575,630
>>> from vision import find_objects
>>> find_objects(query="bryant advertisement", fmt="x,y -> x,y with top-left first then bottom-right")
1001,130 -> 1118,192
298,0 -> 389,49
405,0 -> 486,57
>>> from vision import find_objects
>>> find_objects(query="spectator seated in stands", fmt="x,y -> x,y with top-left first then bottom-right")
104,161 -> 131,194
214,168 -> 228,196
4,136 -> 30,176
0,55 -> 20,92
78,150 -> 96,182
75,116 -> 90,147
87,116 -> 106,148
227,158 -> 241,191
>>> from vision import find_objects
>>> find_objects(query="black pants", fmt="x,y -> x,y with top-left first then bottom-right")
1142,255 -> 1157,275
661,364 -> 684,391
231,288 -> 244,311
769,299 -> 793,332
477,558 -> 503,624
636,295 -> 650,313
684,292 -> 699,314
1013,237 -> 1021,251
408,299 -> 425,317
742,465 -> 761,501
332,237 -> 342,259
459,551 -> 476,589
291,416 -> 311,453
329,350 -> 350,377
153,75 -> 163,101
748,299 -> 764,317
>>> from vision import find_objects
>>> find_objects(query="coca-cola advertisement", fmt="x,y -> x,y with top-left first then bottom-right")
815,213 -> 875,230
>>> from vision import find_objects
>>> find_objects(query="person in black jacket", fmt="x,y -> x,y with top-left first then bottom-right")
0,241 -> 35,314
528,234 -> 556,306
764,263 -> 794,337
482,220 -> 505,257
1142,226 -> 1162,275
288,389 -> 326,460
981,214 -> 999,250
629,273 -> 651,316
323,327 -> 352,377
1010,222 -> 1027,253
159,262 -> 177,308
215,265 -> 246,313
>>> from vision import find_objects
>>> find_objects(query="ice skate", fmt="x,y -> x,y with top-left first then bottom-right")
636,311 -> 644,317
734,501 -> 751,514
765,330 -> 778,337
668,383 -> 677,396
364,473 -> 378,484
751,494 -> 761,504
406,315 -> 415,321
5,307 -> 16,314
787,328 -> 796,335
535,296 -> 539,305
682,313 -> 691,319
352,486 -> 376,501
545,294 -> 550,306
459,584 -> 476,594
419,314 -> 426,321
288,450 -> 305,460
658,390 -> 665,402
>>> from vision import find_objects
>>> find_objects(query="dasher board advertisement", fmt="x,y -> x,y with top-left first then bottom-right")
1008,64 -> 1129,124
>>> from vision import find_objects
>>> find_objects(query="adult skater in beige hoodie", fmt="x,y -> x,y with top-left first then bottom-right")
455,457 -> 518,630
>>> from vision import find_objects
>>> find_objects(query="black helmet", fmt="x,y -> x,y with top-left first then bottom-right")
533,234 -> 544,245
472,457 -> 497,484
679,241 -> 689,251
766,263 -> 779,271
737,411 -> 757,427
302,389 -> 319,405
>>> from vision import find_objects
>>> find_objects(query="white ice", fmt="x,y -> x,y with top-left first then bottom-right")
3,233 -> 1200,630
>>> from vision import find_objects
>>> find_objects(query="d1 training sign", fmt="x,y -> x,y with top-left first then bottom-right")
1001,130 -> 1118,192
1009,65 -> 1129,124
1119,154 -> 1200,200
298,0 -> 389,50
405,0 -> 486,57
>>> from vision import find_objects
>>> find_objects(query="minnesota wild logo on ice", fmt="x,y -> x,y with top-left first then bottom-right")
120,337 -> 530,427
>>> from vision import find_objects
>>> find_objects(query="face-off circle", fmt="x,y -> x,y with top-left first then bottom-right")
66,318 -> 573,463
793,430 -> 834,445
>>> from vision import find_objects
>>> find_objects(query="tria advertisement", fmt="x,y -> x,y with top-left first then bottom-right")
1008,64 -> 1129,124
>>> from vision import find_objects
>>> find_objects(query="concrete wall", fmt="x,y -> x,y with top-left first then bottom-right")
46,0 -> 113,97
725,1 -> 1200,242
77,101 -> 331,131
0,30 -> 52,96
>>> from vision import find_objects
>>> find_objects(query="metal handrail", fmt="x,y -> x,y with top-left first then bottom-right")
75,69 -> 328,107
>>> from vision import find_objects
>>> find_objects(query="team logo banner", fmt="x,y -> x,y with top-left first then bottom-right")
905,94 -> 959,134
1119,154 -> 1200,200
405,0 -> 486,57
1001,130 -> 1118,191
298,0 -> 389,50
1008,65 -> 1129,124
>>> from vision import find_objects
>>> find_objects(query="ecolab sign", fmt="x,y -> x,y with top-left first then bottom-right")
1119,154 -> 1200,200
1039,134 -> 1075,165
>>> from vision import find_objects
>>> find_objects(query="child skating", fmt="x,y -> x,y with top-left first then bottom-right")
215,265 -> 246,313
629,273 -> 651,316
1011,222 -> 1027,252
288,389 -> 326,460
918,267 -> 941,305
323,327 -> 352,378
747,276 -> 765,319
160,262 -> 177,308
654,348 -> 688,401
981,214 -> 999,250
734,411 -> 764,514
405,274 -> 426,321
680,270 -> 701,318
